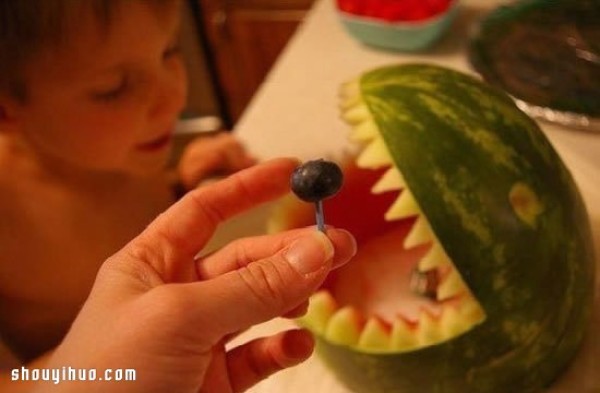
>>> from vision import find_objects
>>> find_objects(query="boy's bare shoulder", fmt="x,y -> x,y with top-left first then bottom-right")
0,153 -> 48,276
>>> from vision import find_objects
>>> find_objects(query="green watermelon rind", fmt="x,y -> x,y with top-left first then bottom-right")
319,64 -> 595,393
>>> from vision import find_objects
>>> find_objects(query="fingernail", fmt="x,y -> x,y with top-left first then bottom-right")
285,232 -> 334,275
282,329 -> 315,363
331,229 -> 358,270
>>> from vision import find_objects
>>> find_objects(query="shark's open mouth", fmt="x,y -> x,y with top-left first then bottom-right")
269,79 -> 490,353
272,158 -> 485,353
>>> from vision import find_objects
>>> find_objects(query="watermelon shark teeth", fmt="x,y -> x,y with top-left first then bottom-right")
350,119 -> 380,142
390,317 -> 418,351
404,216 -> 434,249
325,306 -> 363,346
301,291 -> 337,334
358,318 -> 391,351
341,103 -> 370,125
371,166 -> 405,194
295,78 -> 489,354
339,79 -> 362,110
418,243 -> 450,270
384,188 -> 421,220
440,299 -> 485,339
437,269 -> 468,301
417,310 -> 444,345
301,288 -> 485,354
356,137 -> 393,169
298,170 -> 485,353
345,90 -> 486,334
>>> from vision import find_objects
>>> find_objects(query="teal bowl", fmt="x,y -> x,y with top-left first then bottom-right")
337,0 -> 460,52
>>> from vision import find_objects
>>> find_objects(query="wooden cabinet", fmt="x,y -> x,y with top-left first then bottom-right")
196,0 -> 315,125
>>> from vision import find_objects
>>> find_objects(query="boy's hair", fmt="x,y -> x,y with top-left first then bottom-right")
0,0 -> 169,102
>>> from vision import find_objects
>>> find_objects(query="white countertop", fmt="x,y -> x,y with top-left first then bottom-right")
208,0 -> 600,391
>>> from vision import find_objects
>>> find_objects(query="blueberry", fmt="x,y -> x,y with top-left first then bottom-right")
290,159 -> 343,203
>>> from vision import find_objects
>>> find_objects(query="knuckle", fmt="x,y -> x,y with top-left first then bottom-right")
245,345 -> 279,382
122,231 -> 179,278
125,240 -> 160,265
99,254 -> 159,291
187,189 -> 225,224
106,242 -> 169,286
237,260 -> 290,314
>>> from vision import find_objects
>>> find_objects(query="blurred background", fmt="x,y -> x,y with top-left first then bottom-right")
178,0 -> 315,130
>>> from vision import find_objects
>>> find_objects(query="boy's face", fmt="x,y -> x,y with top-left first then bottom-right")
13,0 -> 187,175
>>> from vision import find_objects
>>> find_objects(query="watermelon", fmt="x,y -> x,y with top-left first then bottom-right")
270,64 -> 595,392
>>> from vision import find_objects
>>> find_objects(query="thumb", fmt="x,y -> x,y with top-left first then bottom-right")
183,231 -> 336,342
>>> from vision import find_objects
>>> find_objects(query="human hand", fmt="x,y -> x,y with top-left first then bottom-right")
178,132 -> 256,190
43,158 -> 357,393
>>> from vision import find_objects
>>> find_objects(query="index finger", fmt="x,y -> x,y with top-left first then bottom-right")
131,158 -> 299,276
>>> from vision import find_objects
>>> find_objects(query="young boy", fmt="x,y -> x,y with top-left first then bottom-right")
0,0 -> 254,368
